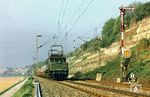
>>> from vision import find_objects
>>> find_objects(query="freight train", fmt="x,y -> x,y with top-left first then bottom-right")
36,45 -> 68,80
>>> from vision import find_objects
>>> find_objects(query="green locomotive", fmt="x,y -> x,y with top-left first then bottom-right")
45,45 -> 68,80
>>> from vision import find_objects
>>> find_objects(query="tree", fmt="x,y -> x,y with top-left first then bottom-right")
100,18 -> 116,47
113,17 -> 120,41
134,2 -> 144,21
143,2 -> 150,17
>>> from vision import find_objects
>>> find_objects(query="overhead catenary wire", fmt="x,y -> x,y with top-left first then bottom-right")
55,0 -> 69,45
62,0 -> 94,52
66,0 -> 94,35
54,0 -> 95,52
60,0 -> 69,51
54,0 -> 65,44
61,0 -> 86,33
39,35 -> 57,48
77,23 -> 102,40
60,0 -> 69,32
57,0 -> 64,34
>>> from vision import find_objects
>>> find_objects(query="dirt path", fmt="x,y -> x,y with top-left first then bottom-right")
0,79 -> 27,97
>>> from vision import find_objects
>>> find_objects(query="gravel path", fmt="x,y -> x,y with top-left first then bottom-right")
38,78 -> 93,97
0,79 -> 27,97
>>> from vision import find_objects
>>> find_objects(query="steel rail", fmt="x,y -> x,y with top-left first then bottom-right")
35,82 -> 42,97
66,81 -> 150,97
59,81 -> 108,97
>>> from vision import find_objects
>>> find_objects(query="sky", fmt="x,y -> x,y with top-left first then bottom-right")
0,0 -> 149,68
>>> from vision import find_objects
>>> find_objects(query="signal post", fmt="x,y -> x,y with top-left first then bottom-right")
119,5 -> 134,82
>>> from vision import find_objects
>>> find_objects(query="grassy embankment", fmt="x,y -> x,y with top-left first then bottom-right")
73,38 -> 150,85
69,1 -> 150,85
12,77 -> 34,97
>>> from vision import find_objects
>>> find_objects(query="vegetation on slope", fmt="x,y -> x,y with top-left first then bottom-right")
98,1 -> 150,48
67,1 -> 150,59
73,38 -> 150,84
12,77 -> 34,97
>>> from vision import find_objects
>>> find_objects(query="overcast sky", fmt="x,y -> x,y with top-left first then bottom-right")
0,0 -> 148,68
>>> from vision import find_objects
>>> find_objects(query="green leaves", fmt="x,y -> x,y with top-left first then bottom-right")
99,1 -> 150,48
134,1 -> 150,22
100,18 -> 118,48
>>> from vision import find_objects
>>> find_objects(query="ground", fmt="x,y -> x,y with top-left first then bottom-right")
0,76 -> 24,92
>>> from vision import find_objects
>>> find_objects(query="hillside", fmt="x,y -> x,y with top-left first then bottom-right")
68,16 -> 150,74
67,2 -> 150,84
72,38 -> 150,84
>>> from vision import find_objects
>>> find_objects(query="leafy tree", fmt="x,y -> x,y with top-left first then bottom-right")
102,18 -> 115,37
133,1 -> 150,22
113,17 -> 120,41
100,18 -> 116,47
138,38 -> 150,51
142,2 -> 150,17
124,12 -> 133,28
134,2 -> 144,21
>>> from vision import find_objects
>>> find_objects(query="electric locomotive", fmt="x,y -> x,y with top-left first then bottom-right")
45,45 -> 68,80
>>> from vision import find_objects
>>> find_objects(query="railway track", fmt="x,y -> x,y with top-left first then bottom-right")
37,77 -> 92,97
59,81 -> 108,97
37,77 -> 150,97
61,81 -> 150,97
85,80 -> 150,95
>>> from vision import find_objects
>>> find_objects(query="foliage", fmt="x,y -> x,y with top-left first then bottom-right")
67,1 -> 150,58
78,38 -> 150,84
82,56 -> 120,80
100,18 -> 116,47
12,77 -> 34,97
134,1 -> 150,21
67,2 -> 150,79
98,1 -> 150,48
113,17 -> 120,40
137,38 -> 150,51
128,39 -> 150,83
124,12 -> 133,28
71,71 -> 82,80
133,2 -> 145,21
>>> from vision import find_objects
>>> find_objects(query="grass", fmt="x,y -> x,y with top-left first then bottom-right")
12,77 -> 34,97
81,56 -> 120,81
0,77 -> 24,95
72,38 -> 150,84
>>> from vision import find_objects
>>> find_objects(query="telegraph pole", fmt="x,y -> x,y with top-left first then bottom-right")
36,34 -> 42,63
119,5 -> 134,81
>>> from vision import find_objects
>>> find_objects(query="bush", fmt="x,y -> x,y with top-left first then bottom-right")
137,38 -> 150,51
12,77 -> 33,97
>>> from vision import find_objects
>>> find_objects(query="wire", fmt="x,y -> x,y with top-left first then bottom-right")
55,0 -> 94,52
39,35 -> 56,48
55,0 -> 69,46
61,0 -> 86,33
66,0 -> 94,35
57,0 -> 64,34
61,0 -> 95,51
60,0 -> 69,32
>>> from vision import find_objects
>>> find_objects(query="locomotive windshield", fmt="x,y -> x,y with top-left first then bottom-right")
50,58 -> 66,63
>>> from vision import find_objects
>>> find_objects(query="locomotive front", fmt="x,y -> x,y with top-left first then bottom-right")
46,45 -> 68,80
